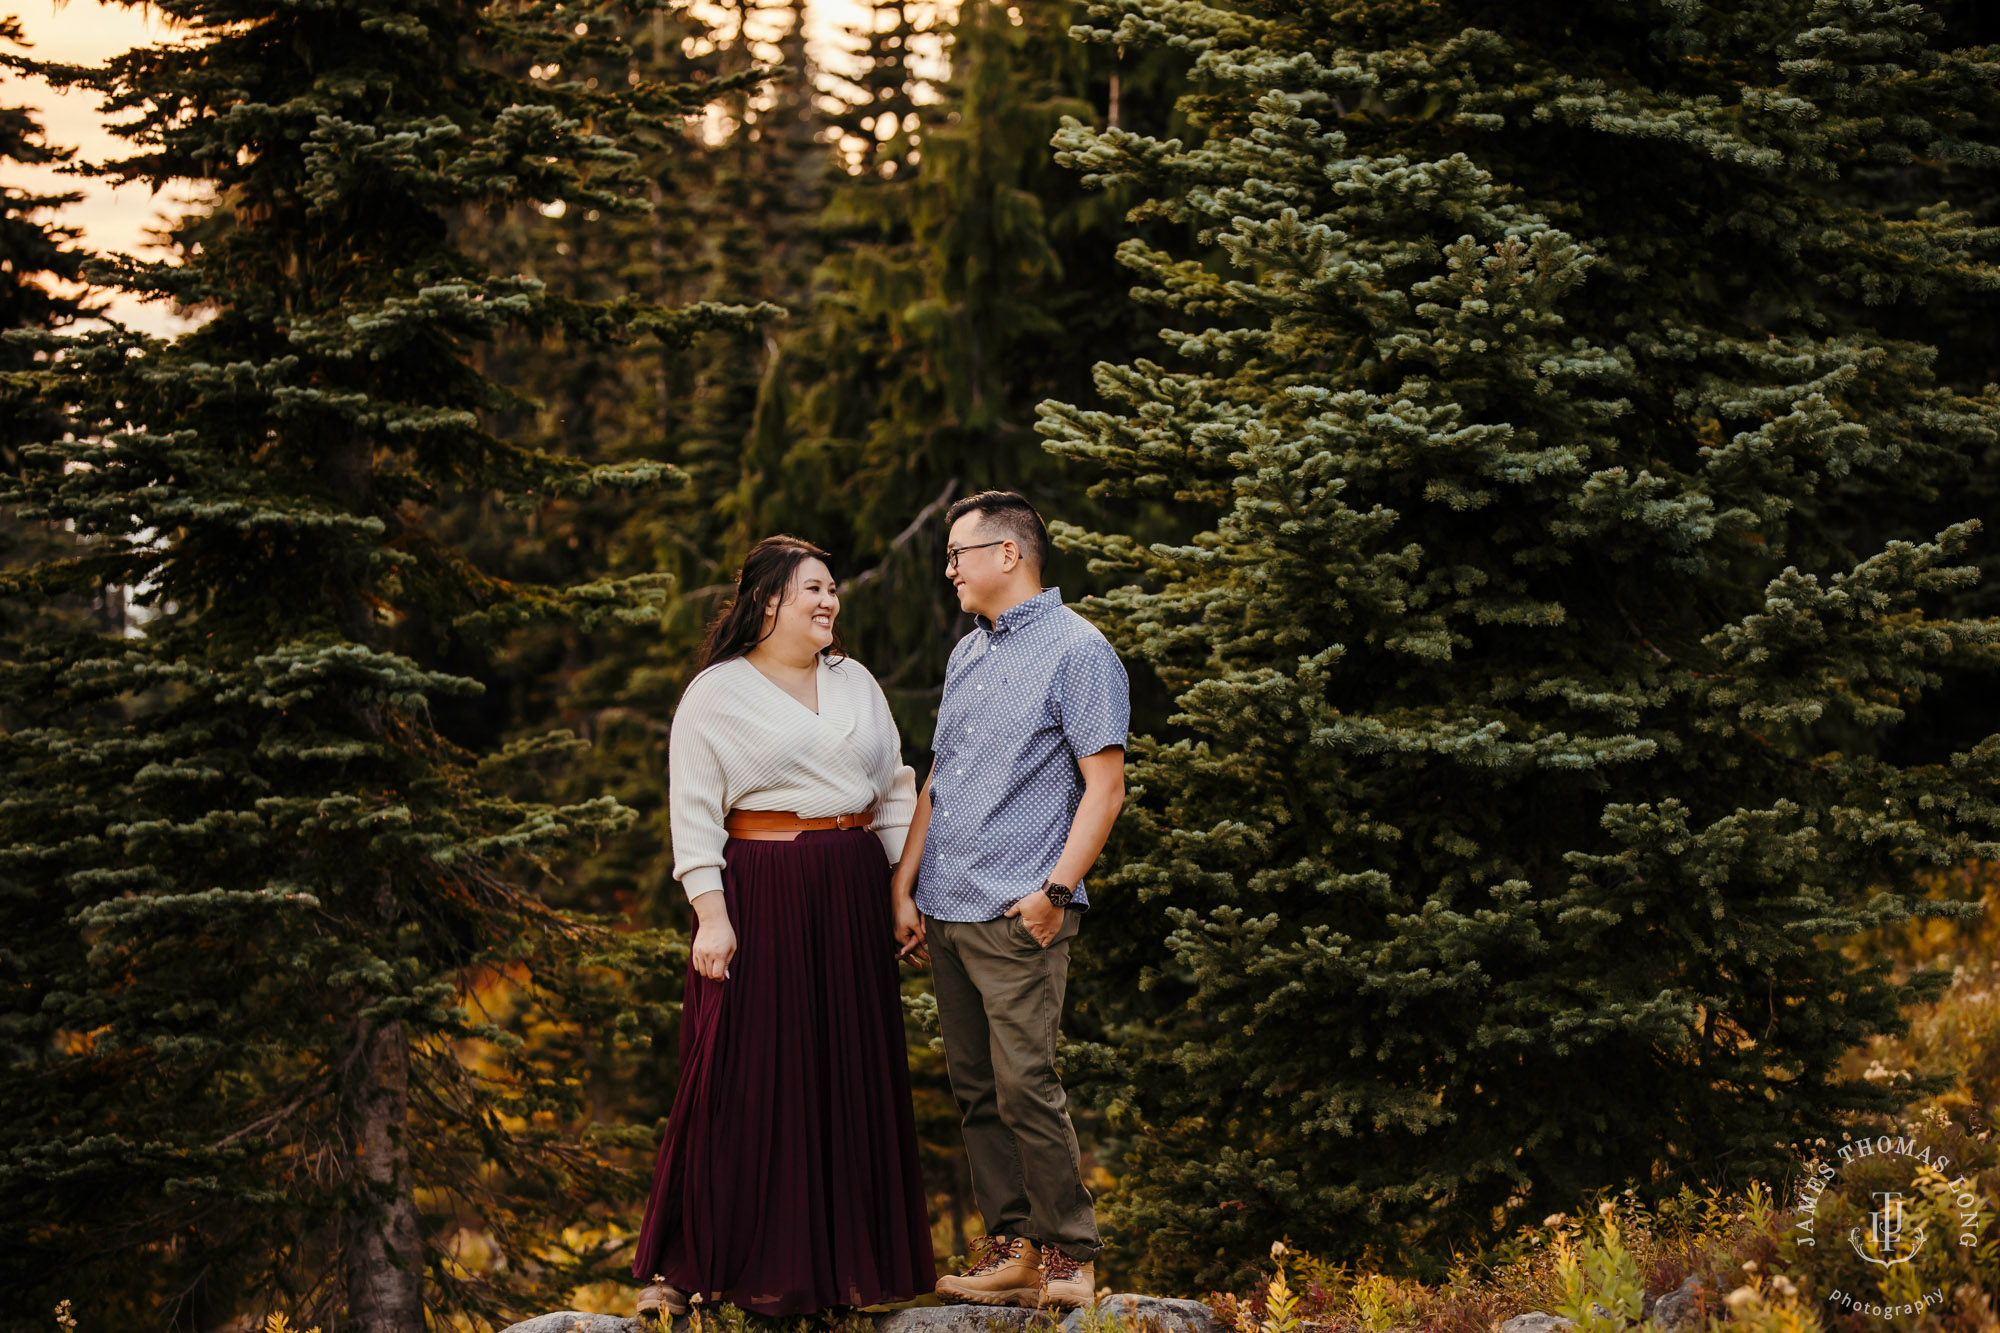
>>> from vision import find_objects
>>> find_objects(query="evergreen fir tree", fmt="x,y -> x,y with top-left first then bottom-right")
827,0 -> 932,180
439,0 -> 845,1150
0,24 -> 86,356
456,0 -> 845,723
1042,0 -> 2000,1285
0,1 -> 769,1327
1849,0 -> 2000,760
0,17 -> 92,640
763,0 -> 1179,728
453,0 -> 847,891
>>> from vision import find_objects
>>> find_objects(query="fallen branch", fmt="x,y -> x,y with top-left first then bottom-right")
843,477 -> 961,593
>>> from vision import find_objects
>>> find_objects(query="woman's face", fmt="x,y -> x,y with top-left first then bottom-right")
763,557 -> 838,654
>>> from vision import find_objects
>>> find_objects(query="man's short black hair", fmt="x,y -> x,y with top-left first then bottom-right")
947,490 -> 1050,573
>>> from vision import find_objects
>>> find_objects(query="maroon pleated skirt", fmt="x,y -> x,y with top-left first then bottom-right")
631,829 -> 936,1314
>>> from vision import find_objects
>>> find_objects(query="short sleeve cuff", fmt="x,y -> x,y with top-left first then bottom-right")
1067,732 -> 1127,762
681,865 -> 725,902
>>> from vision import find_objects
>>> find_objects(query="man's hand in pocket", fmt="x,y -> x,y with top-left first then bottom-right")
1005,889 -> 1062,947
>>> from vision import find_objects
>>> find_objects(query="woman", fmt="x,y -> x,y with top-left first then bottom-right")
631,535 -> 936,1316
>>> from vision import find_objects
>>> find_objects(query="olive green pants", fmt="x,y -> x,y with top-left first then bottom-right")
926,908 -> 1100,1263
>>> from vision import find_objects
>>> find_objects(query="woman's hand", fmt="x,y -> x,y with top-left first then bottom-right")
689,891 -> 737,981
692,917 -> 737,980
893,890 -> 927,968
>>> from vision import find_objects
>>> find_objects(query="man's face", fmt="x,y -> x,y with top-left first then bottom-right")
946,513 -> 1014,618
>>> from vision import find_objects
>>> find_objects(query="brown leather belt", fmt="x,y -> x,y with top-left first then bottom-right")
724,807 -> 875,835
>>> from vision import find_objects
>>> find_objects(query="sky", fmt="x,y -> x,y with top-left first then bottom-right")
3,0 -> 898,336
6,1 -> 194,334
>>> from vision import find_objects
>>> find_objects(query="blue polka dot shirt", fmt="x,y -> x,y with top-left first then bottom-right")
915,587 -> 1131,923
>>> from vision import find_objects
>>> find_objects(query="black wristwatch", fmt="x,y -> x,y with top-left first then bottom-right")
1041,879 -> 1075,909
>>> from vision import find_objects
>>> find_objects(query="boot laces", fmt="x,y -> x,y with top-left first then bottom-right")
1043,1249 -> 1085,1283
961,1235 -> 1020,1277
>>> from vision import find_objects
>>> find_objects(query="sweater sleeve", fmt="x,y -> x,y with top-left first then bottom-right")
865,672 -> 918,864
875,764 -> 918,864
668,684 -> 730,902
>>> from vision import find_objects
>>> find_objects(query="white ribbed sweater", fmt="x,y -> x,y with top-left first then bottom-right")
669,654 -> 918,901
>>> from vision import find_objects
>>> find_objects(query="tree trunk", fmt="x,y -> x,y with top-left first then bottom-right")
322,430 -> 421,1332
346,1016 -> 424,1333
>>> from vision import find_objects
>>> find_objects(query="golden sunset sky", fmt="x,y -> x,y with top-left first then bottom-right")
7,1 -> 191,333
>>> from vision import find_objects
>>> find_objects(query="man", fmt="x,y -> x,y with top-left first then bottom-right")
888,490 -> 1129,1311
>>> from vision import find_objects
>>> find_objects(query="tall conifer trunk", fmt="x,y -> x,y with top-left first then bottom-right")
347,1015 -> 423,1333
325,413 -> 420,1331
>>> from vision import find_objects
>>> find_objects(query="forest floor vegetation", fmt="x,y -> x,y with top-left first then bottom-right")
43,873 -> 2000,1333
1202,866 -> 2000,1333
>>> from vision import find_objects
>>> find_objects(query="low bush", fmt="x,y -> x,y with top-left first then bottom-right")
1208,1165 -> 1993,1333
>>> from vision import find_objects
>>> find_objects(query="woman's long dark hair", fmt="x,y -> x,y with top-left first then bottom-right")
694,535 -> 845,674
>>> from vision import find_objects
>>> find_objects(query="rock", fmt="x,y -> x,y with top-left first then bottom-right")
500,1295 -> 1219,1333
1499,1315 -> 1574,1333
497,1315 -> 652,1333
877,1307 -> 1055,1333
1064,1295 -> 1218,1333
1646,1276 -> 1706,1332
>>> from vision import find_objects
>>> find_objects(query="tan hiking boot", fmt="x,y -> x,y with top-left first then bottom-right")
636,1280 -> 689,1319
1039,1248 -> 1096,1311
935,1235 -> 1043,1306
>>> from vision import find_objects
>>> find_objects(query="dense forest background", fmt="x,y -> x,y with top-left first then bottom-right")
2,0 -> 1999,1330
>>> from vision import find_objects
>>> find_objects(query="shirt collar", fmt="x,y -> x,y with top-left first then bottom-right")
977,586 -> 1062,635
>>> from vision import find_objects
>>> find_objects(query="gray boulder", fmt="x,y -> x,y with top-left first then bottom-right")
1644,1276 -> 1706,1332
1063,1295 -> 1217,1333
877,1307 -> 1055,1333
497,1316 -> 653,1333
1499,1316 -> 1574,1333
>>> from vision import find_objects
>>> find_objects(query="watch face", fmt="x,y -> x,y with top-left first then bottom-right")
1044,881 -> 1074,907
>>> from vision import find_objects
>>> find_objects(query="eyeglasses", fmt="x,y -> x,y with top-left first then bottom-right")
945,540 -> 1007,572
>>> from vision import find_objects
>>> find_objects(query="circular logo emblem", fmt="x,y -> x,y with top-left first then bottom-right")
1791,1131 -> 1988,1322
